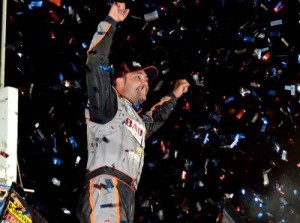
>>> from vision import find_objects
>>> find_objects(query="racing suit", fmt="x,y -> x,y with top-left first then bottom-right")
77,16 -> 178,223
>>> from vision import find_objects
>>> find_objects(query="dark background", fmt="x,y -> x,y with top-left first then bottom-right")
2,0 -> 300,222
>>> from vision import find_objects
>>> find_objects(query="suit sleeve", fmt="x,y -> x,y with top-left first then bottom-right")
85,16 -> 118,124
144,93 -> 178,138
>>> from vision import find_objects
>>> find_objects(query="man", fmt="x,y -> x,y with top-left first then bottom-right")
77,2 -> 190,223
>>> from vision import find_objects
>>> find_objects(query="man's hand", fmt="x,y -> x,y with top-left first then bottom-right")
172,79 -> 190,98
108,2 -> 130,22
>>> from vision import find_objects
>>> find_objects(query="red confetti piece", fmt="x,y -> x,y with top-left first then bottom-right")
236,109 -> 246,120
0,151 -> 9,158
160,140 -> 166,153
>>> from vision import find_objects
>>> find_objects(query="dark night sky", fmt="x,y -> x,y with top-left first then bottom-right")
2,0 -> 300,222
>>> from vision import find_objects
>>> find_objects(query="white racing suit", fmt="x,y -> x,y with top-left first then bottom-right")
77,15 -> 178,223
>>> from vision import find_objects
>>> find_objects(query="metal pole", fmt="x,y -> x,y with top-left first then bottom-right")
0,0 -> 7,87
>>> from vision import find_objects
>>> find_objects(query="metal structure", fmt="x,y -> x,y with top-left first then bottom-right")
0,0 -> 18,187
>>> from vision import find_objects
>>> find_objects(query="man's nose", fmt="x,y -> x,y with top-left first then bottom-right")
141,78 -> 149,85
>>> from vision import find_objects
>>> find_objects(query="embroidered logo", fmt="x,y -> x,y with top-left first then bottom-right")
125,118 -> 146,146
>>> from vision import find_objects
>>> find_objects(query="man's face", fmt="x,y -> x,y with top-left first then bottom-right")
117,70 -> 149,104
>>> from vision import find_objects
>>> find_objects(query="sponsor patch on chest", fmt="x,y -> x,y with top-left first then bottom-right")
125,118 -> 146,146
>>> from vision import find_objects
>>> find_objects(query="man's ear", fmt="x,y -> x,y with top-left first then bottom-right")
115,76 -> 125,86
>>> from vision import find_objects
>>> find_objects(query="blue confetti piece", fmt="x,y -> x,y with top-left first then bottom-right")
52,157 -> 63,166
151,139 -> 158,145
97,31 -> 106,35
59,73 -> 64,82
203,133 -> 209,144
16,12 -> 25,16
22,209 -> 30,215
259,202 -> 267,207
212,114 -> 221,122
243,36 -> 254,42
134,102 -> 140,110
270,30 -> 281,37
100,203 -> 114,208
105,178 -> 114,189
280,60 -> 288,68
150,37 -> 156,44
29,1 -> 43,8
203,124 -> 211,131
267,90 -> 276,96
261,117 -> 268,132
257,212 -> 263,218
69,136 -> 78,149
193,132 -> 201,139
225,96 -> 234,103
231,133 -> 245,140
100,65 -> 114,73
274,1 -> 282,11
82,42 -> 88,49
